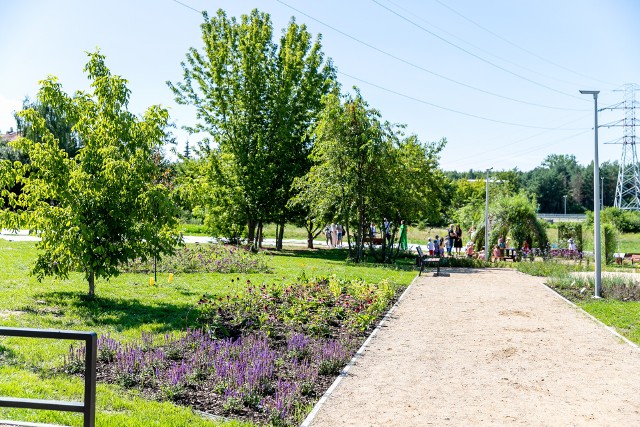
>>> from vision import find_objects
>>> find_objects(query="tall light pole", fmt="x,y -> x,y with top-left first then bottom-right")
484,167 -> 493,261
580,90 -> 602,298
563,195 -> 567,216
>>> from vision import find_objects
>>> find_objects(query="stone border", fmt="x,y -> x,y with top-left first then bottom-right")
300,273 -> 421,427
538,274 -> 640,351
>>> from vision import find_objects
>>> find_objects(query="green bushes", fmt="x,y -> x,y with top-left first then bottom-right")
586,207 -> 640,233
557,222 -> 583,250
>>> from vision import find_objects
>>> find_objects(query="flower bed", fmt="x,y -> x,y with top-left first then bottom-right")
64,277 -> 404,426
123,243 -> 271,274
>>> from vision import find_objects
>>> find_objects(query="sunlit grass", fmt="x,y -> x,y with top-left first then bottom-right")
0,239 -> 415,426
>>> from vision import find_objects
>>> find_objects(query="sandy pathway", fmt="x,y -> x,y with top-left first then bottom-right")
308,268 -> 640,426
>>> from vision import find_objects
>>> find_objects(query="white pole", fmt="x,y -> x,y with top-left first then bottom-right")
580,90 -> 602,298
484,167 -> 492,261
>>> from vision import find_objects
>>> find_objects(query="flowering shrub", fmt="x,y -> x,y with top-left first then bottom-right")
64,277 -> 404,426
197,277 -> 400,338
123,243 -> 271,274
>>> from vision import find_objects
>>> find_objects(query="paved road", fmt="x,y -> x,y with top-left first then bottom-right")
308,269 -> 640,426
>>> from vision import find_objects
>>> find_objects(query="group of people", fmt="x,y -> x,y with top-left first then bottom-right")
422,224 -> 470,257
324,223 -> 345,248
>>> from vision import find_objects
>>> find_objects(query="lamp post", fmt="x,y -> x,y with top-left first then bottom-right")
563,195 -> 567,216
580,90 -> 601,298
484,167 -> 493,261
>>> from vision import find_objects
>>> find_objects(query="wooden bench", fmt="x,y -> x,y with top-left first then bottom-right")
363,237 -> 384,245
615,253 -> 640,265
416,246 -> 442,276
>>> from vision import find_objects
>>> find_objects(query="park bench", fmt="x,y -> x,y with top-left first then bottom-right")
501,248 -> 517,262
416,246 -> 442,276
363,237 -> 384,245
613,253 -> 640,265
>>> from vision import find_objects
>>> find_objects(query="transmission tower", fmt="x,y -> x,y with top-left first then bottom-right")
612,84 -> 640,210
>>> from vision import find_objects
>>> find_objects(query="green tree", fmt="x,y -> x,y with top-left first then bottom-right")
293,89 -> 445,262
0,51 -> 181,297
168,9 -> 335,249
15,96 -> 81,157
479,192 -> 547,250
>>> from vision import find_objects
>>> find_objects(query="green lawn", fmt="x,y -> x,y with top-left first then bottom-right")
0,239 -> 415,426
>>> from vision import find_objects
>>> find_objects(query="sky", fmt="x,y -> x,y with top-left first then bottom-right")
1,0 -> 639,172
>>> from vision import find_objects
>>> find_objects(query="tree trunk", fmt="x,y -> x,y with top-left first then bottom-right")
88,270 -> 95,298
307,228 -> 314,249
247,218 -> 256,246
257,221 -> 263,249
276,219 -> 285,251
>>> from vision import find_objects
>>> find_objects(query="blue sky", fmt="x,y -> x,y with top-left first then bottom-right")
1,0 -> 638,171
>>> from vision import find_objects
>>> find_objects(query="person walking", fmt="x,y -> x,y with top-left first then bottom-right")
325,224 -> 331,246
398,220 -> 408,250
337,224 -> 343,247
331,223 -> 337,248
383,218 -> 391,246
447,224 -> 456,256
454,224 -> 463,255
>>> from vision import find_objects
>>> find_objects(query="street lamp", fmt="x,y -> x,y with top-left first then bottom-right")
580,90 -> 601,298
563,195 -> 567,216
484,167 -> 493,261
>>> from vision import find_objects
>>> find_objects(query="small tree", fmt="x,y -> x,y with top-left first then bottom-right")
0,51 -> 181,297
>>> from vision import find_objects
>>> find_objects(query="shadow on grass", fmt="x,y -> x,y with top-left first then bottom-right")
29,291 -> 198,333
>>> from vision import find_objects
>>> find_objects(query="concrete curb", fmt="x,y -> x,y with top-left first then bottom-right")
538,275 -> 640,351
299,273 -> 420,427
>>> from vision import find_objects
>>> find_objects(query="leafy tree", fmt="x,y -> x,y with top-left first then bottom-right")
15,96 -> 81,157
471,192 -> 547,251
293,89 -> 445,262
0,51 -> 181,297
168,9 -> 335,249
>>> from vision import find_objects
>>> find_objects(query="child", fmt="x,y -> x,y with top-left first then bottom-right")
445,236 -> 452,256
427,238 -> 435,256
439,237 -> 445,257
492,244 -> 501,262
433,235 -> 440,257
466,241 -> 474,258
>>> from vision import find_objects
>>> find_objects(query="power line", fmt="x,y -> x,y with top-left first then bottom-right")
432,0 -> 618,88
338,70 -> 584,130
448,113 -> 590,165
171,0 -> 201,14
275,0 -> 585,112
382,0 -> 587,89
370,0 -> 589,102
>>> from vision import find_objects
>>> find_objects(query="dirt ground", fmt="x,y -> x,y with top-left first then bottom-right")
307,268 -> 640,426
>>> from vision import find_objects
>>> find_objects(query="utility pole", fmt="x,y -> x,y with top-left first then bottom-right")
603,83 -> 640,210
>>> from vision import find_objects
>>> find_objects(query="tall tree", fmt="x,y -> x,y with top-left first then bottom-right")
0,51 -> 181,297
15,96 -> 81,157
293,89 -> 445,262
168,9 -> 335,249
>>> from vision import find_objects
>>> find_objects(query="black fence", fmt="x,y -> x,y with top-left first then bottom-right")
0,327 -> 96,427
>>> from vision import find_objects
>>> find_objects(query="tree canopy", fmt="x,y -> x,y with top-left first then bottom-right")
0,51 -> 181,297
168,8 -> 335,249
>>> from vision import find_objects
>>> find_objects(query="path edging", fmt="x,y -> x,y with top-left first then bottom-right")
299,273 -> 420,427
538,274 -> 640,351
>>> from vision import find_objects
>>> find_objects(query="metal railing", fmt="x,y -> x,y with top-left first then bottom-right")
0,327 -> 96,427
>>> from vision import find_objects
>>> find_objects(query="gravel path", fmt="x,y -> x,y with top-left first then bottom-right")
308,268 -> 640,426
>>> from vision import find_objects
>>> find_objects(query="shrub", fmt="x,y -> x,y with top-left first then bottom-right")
123,243 -> 271,274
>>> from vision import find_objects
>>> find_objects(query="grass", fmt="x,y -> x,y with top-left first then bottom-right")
0,239 -> 415,426
540,267 -> 640,347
